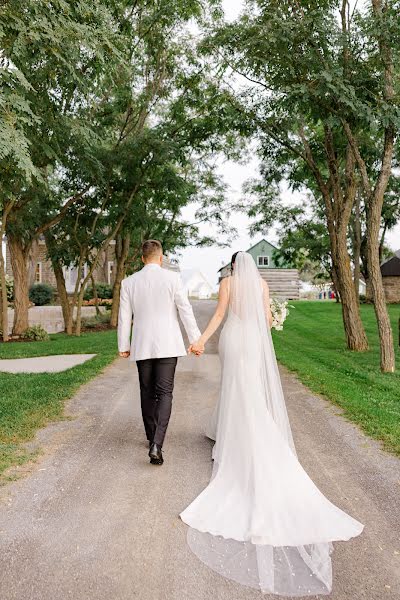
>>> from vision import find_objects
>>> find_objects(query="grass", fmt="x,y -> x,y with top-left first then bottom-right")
272,301 -> 400,455
0,329 -> 117,479
1,302 -> 399,479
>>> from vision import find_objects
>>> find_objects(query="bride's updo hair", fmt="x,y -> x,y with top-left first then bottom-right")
230,251 -> 241,272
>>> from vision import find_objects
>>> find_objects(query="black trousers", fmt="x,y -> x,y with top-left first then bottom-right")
136,357 -> 178,447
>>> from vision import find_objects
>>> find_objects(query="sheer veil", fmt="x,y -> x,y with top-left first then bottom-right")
182,253 -> 364,595
229,252 -> 296,455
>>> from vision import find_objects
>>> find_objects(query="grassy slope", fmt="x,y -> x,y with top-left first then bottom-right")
0,330 -> 117,477
272,302 -> 400,455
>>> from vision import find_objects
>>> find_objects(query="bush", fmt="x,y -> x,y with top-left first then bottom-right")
80,312 -> 111,329
29,283 -> 54,306
83,283 -> 113,301
21,324 -> 50,341
0,274 -> 14,302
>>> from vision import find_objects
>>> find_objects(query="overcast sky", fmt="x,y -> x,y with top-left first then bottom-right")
178,0 -> 400,289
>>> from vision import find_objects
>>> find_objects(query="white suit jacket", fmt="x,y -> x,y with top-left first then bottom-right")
117,263 -> 201,361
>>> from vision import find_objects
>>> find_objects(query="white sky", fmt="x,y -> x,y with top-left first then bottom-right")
178,0 -> 400,289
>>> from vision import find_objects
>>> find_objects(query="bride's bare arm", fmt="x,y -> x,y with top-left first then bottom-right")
189,277 -> 230,353
262,279 -> 273,328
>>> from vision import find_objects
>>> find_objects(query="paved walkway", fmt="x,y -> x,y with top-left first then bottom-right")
0,354 -> 97,373
0,302 -> 399,600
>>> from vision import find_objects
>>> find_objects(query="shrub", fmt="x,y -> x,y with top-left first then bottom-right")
83,283 -> 113,301
0,274 -> 14,302
80,312 -> 111,329
29,283 -> 54,306
21,324 -> 50,341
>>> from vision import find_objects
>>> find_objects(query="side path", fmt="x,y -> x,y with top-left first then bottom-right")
0,306 -> 398,599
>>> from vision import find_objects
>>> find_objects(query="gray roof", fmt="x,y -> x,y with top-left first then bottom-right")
218,238 -> 278,272
381,251 -> 400,277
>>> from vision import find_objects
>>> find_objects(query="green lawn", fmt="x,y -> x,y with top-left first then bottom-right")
272,302 -> 400,455
0,330 -> 117,479
1,304 -> 399,480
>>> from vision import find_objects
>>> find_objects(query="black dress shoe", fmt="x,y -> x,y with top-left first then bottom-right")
149,443 -> 163,465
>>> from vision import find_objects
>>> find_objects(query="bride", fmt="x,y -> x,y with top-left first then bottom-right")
181,251 -> 363,596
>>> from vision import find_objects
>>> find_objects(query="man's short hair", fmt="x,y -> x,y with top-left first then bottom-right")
142,239 -> 163,260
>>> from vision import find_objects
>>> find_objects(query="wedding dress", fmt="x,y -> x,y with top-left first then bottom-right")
180,252 -> 363,596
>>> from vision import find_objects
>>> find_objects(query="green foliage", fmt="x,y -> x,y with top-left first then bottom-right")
207,0 -> 400,277
21,325 -> 50,341
0,275 -> 14,302
83,283 -> 113,300
272,206 -> 332,284
29,283 -> 54,306
0,0 -> 123,187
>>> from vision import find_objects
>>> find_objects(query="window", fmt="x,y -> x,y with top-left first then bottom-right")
257,255 -> 269,267
35,262 -> 42,283
108,261 -> 114,284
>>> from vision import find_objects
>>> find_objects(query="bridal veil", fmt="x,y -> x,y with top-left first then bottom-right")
180,252 -> 363,596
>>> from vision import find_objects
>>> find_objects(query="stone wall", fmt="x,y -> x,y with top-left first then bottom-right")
5,306 -> 106,334
366,276 -> 400,303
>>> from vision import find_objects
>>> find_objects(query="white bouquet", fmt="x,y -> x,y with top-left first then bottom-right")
269,298 -> 292,330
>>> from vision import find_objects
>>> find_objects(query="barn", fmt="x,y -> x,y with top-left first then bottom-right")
218,239 -> 300,300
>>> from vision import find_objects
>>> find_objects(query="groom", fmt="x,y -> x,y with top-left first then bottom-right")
117,240 -> 201,465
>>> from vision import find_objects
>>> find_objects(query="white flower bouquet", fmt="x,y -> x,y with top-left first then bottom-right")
269,298 -> 292,330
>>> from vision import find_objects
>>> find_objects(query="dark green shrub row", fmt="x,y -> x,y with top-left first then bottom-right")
83,283 -> 113,300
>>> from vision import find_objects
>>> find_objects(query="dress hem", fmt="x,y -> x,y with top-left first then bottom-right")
179,514 -> 364,547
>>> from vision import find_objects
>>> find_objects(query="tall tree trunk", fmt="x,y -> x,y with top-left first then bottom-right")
54,263 -> 72,335
74,287 -> 86,336
110,234 -> 131,327
91,274 -> 100,316
378,223 -> 387,263
323,197 -> 368,350
352,191 -> 362,300
44,231 -> 73,334
341,1 -> 395,371
0,249 -> 8,341
298,126 -> 368,350
331,265 -> 341,303
367,196 -> 395,372
0,203 -> 13,342
334,229 -> 369,351
27,240 -> 40,288
8,234 -> 30,335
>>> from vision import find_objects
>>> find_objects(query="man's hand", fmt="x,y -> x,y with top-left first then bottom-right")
119,351 -> 130,358
188,340 -> 205,356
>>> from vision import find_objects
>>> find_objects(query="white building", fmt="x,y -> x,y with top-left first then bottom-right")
180,269 -> 214,299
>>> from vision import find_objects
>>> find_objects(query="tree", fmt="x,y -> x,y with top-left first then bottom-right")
0,0 -> 125,335
208,0 -> 400,369
38,0 -> 239,335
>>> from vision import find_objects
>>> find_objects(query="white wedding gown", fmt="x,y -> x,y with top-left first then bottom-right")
180,253 -> 363,596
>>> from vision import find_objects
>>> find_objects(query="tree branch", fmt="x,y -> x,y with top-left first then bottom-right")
35,187 -> 90,237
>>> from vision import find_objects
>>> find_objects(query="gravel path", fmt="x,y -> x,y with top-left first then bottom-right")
0,300 -> 399,600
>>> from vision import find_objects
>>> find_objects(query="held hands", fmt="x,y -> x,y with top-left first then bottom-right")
188,339 -> 205,357
119,351 -> 130,358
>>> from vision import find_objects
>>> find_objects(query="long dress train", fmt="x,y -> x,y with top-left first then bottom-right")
180,253 -> 363,596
